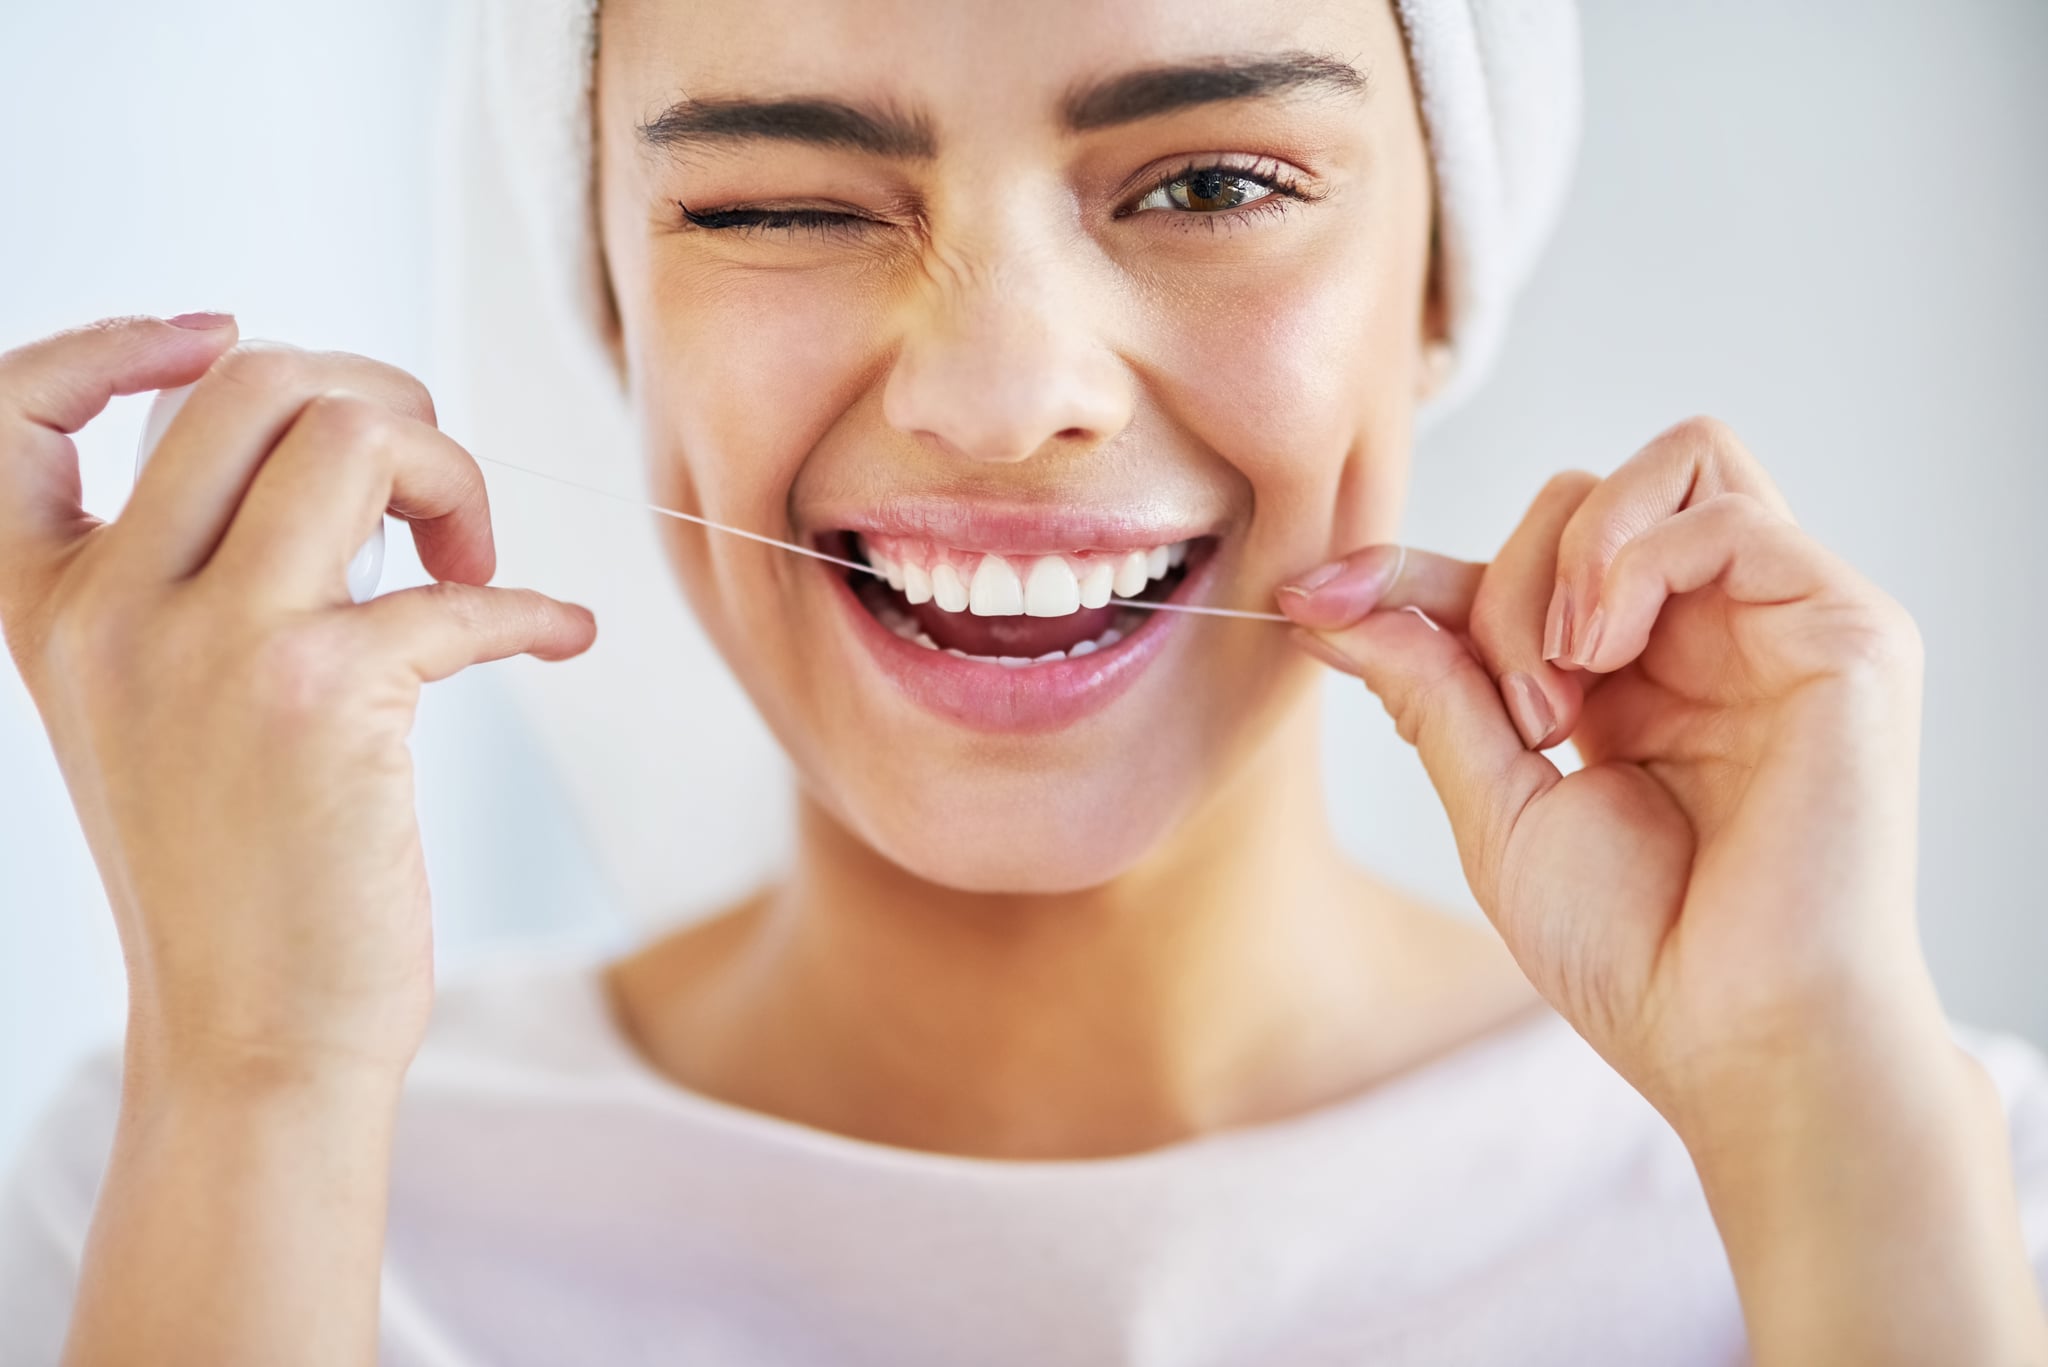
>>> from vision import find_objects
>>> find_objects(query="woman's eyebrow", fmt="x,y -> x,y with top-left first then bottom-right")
635,50 -> 1368,161
1063,51 -> 1368,132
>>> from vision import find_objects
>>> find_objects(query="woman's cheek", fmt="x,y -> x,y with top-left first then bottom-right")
645,262 -> 879,510
630,262 -> 895,710
1144,240 -> 1410,560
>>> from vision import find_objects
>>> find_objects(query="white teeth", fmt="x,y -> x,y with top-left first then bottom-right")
969,555 -> 1024,616
1077,559 -> 1115,609
901,614 -> 1131,666
865,538 -> 1191,617
931,562 -> 969,612
1023,557 -> 1081,617
871,552 -> 903,591
1112,550 -> 1150,598
901,560 -> 933,605
859,539 -> 906,591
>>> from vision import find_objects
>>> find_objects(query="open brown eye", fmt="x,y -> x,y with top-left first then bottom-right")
1124,158 -> 1308,220
1172,168 -> 1265,212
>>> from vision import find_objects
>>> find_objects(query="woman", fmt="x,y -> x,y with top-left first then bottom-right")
1,0 -> 2044,1362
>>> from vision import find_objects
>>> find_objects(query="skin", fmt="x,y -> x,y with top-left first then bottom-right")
0,3 -> 2038,1366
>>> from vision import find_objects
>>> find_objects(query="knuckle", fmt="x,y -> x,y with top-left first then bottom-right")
1667,413 -> 1743,455
214,341 -> 305,395
294,349 -> 436,427
416,580 -> 492,635
1464,588 -> 1514,659
359,359 -> 437,427
297,391 -> 401,471
1794,591 -> 1922,687
1701,488 -> 1769,530
1669,414 -> 1772,498
1387,651 -> 1463,751
1538,468 -> 1600,507
300,388 -> 391,442
1837,598 -> 1923,675
45,315 -> 148,350
245,620 -> 360,717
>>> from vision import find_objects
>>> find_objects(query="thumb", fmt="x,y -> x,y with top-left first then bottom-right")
0,313 -> 241,605
1291,598 -> 1562,916
354,582 -> 598,684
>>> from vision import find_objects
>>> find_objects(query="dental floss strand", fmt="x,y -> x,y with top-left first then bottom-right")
1384,545 -> 1443,632
471,453 -> 1294,624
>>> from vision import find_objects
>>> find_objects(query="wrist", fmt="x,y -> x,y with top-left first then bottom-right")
1678,1026 -> 1997,1208
121,1023 -> 411,1117
70,1024 -> 404,1367
1651,959 -> 1955,1154
1669,1012 -> 2046,1365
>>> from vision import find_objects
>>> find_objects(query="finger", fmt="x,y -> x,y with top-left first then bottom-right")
1275,542 -> 1485,633
1572,491 -> 1848,677
207,390 -> 493,605
352,582 -> 596,684
0,314 -> 239,599
1463,470 -> 1600,748
0,313 -> 239,437
1304,604 -> 1564,913
1547,415 -> 1794,669
109,342 -> 439,582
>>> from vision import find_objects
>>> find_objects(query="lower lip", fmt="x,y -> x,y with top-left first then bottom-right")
824,555 -> 1213,734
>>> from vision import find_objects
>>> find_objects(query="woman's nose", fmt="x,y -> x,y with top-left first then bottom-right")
881,240 -> 1133,466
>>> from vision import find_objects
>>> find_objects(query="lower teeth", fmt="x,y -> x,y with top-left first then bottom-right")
876,606 -> 1130,664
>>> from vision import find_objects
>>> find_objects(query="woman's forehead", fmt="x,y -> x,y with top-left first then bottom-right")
596,0 -> 1397,140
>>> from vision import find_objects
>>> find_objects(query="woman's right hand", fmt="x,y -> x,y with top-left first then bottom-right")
0,313 -> 598,1091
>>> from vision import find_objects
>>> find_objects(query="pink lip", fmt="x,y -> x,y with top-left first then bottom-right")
822,551 -> 1216,734
810,497 -> 1221,556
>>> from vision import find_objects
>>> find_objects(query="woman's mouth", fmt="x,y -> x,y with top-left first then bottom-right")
832,532 -> 1203,663
814,527 -> 1219,732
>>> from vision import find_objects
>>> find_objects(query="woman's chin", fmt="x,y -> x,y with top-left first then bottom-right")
838,782 -> 1193,897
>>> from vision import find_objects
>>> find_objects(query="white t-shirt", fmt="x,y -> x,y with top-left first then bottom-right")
4,954 -> 2046,1366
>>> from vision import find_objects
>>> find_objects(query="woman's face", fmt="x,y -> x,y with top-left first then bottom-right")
595,0 -> 1436,893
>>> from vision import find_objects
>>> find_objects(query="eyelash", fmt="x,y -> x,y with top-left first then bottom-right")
675,156 -> 1314,240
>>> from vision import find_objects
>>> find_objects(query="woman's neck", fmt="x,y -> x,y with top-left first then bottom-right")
605,699 -> 1537,1159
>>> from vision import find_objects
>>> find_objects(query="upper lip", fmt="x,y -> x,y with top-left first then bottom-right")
804,495 -> 1228,556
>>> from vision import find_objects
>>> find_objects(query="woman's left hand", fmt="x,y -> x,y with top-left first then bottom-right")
1277,415 -> 1938,1116
1276,415 -> 2048,1363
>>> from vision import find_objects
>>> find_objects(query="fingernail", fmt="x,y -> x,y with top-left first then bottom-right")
1503,671 -> 1556,748
1277,545 -> 1402,624
166,311 -> 235,329
1571,606 -> 1604,669
1278,558 -> 1348,597
1289,627 -> 1365,674
1542,582 -> 1572,662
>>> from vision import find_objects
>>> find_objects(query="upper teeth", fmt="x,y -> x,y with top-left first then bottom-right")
858,536 -> 1189,617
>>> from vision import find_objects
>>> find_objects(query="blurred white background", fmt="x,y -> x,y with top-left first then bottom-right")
2,0 -> 2043,1165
